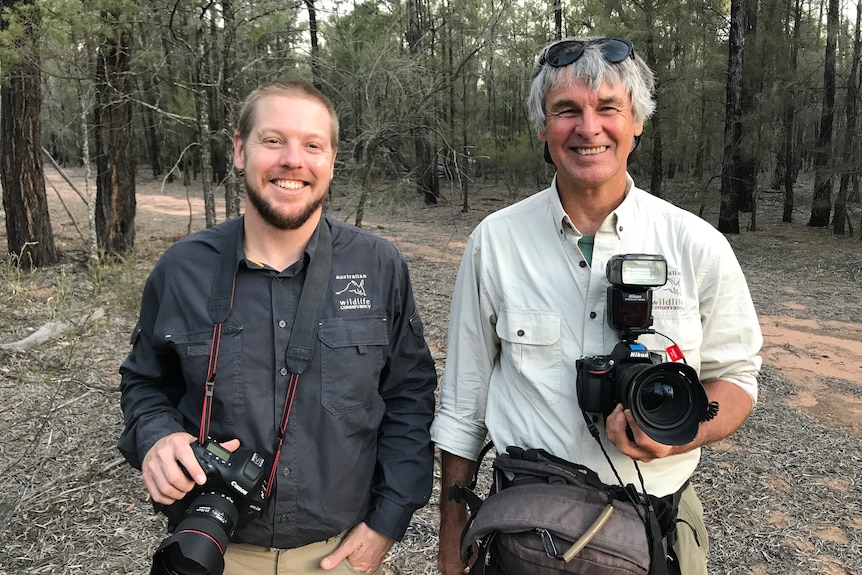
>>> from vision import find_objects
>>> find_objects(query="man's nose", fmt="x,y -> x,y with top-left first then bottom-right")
576,109 -> 601,136
279,142 -> 302,166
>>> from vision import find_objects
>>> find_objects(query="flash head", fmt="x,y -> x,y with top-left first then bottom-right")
606,254 -> 667,290
606,254 -> 668,339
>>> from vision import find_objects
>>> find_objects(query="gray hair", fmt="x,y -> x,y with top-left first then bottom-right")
526,37 -> 656,133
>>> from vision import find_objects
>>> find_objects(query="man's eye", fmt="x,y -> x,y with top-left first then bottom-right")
555,109 -> 578,118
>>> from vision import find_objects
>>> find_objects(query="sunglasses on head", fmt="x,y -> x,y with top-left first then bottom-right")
540,37 -> 635,68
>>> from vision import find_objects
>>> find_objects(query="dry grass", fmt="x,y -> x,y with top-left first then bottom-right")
0,172 -> 860,574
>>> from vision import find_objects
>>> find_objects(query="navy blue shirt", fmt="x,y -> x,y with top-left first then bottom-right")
118,216 -> 437,548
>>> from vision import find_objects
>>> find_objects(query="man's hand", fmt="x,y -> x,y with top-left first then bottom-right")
606,379 -> 754,461
605,404 -> 672,462
319,522 -> 394,572
141,432 -> 240,504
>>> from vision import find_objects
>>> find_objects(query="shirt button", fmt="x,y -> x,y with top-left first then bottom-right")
579,261 -> 587,268
517,329 -> 525,337
589,312 -> 597,319
278,319 -> 286,328
280,367 -> 288,376
279,514 -> 288,523
282,467 -> 291,477
618,226 -> 624,232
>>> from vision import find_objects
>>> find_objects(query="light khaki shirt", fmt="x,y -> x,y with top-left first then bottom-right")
431,175 -> 762,496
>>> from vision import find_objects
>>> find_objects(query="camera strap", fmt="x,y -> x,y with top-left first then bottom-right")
199,217 -> 333,497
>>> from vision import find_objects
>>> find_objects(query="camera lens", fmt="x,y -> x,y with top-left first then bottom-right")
150,491 -> 239,575
637,375 -> 692,426
617,362 -> 707,446
154,545 -> 210,574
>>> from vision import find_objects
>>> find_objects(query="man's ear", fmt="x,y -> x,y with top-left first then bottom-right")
543,142 -> 555,166
233,131 -> 246,171
628,135 -> 641,163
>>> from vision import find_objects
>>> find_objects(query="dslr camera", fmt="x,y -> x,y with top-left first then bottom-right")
576,254 -> 716,446
149,438 -> 269,575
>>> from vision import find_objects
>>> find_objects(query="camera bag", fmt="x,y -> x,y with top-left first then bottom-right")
451,445 -> 681,575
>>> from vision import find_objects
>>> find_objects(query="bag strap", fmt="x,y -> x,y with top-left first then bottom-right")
447,440 -> 496,513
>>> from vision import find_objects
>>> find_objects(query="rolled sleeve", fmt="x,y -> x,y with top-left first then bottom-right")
431,236 -> 496,461
696,242 -> 763,403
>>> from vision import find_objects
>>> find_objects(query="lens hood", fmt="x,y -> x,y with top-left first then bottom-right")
623,361 -> 707,446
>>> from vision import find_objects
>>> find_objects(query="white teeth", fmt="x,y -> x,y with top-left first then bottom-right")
575,146 -> 608,155
273,180 -> 304,190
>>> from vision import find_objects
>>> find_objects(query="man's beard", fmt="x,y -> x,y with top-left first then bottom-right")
245,180 -> 326,230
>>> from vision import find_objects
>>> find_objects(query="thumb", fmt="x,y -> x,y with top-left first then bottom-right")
320,546 -> 349,571
221,438 -> 241,453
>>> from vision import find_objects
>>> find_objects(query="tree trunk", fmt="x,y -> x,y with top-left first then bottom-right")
719,0 -> 744,234
95,27 -> 136,256
553,0 -> 562,40
305,0 -> 322,91
834,0 -> 861,235
0,0 -> 58,269
407,0 -> 439,204
782,0 -> 802,223
222,0 -> 241,219
736,0 -> 759,217
208,14 -> 227,188
808,0 -> 838,228
195,5 -> 216,227
644,28 -> 663,198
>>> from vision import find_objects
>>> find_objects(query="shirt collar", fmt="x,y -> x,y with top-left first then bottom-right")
550,173 -> 638,239
237,215 -> 324,272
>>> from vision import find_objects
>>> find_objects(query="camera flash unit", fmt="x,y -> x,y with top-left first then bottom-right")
606,254 -> 668,339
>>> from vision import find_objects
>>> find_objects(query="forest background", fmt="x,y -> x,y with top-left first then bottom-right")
3,0 -> 862,263
0,0 -> 861,574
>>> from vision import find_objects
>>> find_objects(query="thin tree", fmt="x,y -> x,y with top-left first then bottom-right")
195,4 -> 216,227
719,0 -> 745,234
782,0 -> 802,223
221,0 -> 241,219
0,0 -> 59,268
305,0 -> 322,91
808,0 -> 839,228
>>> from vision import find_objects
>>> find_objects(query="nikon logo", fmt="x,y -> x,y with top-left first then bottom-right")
231,481 -> 249,496
629,351 -> 650,359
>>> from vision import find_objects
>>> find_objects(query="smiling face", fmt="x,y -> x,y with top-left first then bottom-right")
539,78 -> 643,198
233,94 -> 337,231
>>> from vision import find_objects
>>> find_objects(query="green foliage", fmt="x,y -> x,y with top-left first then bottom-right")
0,0 -> 42,75
16,0 -> 862,232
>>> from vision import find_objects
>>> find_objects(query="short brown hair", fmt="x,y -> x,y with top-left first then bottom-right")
236,78 -> 339,148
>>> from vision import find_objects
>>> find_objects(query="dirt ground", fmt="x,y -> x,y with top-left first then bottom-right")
0,167 -> 860,574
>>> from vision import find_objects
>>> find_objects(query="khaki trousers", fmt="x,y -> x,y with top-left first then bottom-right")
671,484 -> 709,575
223,532 -> 382,575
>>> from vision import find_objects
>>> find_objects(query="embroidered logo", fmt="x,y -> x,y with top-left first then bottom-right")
335,273 -> 372,310
653,266 -> 684,313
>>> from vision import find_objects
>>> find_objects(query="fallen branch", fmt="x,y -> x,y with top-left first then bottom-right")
0,307 -> 106,353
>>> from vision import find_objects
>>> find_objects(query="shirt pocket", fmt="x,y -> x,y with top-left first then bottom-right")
646,311 -> 703,372
169,325 -> 245,425
319,316 -> 390,415
496,308 -> 562,405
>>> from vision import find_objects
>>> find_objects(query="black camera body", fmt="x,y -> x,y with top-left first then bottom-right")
576,254 -> 714,446
150,439 -> 269,575
576,341 -> 707,445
